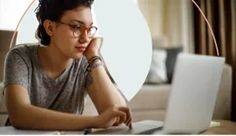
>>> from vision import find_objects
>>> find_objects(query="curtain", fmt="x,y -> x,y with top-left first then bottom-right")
137,0 -> 194,52
193,0 -> 236,121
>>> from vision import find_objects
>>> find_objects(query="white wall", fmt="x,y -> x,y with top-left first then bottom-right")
132,0 -> 138,5
0,0 -> 33,30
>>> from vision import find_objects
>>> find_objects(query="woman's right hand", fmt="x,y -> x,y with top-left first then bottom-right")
95,106 -> 132,129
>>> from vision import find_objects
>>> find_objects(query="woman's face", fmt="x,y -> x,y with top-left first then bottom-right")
50,6 -> 94,59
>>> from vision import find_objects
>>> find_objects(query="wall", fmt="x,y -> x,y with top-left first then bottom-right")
0,0 -> 32,30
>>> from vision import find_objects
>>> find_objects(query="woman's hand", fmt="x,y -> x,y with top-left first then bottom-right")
95,106 -> 132,129
84,37 -> 102,60
112,107 -> 132,128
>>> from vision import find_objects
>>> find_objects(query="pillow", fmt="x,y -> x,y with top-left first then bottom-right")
165,47 -> 183,83
145,49 -> 168,84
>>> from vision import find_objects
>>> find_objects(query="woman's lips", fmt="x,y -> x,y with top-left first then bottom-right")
75,47 -> 86,52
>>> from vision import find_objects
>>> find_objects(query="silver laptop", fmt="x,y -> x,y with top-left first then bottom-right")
91,53 -> 225,134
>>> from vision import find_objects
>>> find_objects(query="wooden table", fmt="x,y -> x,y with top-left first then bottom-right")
202,120 -> 236,134
0,120 -> 235,134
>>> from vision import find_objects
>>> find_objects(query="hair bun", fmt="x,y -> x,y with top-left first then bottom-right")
38,0 -> 50,11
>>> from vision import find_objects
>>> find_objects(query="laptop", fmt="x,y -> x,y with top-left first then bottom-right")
90,53 -> 225,134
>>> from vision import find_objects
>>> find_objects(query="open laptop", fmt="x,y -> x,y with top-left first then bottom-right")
90,53 -> 225,134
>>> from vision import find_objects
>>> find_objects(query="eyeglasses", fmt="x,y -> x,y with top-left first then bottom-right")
56,21 -> 98,38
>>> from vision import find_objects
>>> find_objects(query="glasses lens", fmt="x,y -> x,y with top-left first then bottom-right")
73,29 -> 80,37
88,27 -> 97,37
73,26 -> 97,38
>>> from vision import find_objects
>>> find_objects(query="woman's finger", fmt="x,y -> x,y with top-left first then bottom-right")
111,109 -> 126,119
112,117 -> 120,126
118,107 -> 132,123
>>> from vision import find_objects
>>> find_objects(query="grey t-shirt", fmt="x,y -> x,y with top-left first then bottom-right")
4,44 -> 92,115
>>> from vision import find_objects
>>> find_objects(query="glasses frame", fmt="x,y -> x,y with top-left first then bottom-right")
56,21 -> 98,38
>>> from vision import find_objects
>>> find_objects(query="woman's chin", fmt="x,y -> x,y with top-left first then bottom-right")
72,53 -> 83,59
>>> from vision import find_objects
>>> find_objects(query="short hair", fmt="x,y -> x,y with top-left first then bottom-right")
35,0 -> 94,46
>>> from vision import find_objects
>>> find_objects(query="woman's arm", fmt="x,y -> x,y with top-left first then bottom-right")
87,63 -> 127,113
5,85 -> 126,130
85,38 -> 132,128
87,62 -> 132,128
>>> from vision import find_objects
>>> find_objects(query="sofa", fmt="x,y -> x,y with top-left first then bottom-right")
0,64 -> 232,126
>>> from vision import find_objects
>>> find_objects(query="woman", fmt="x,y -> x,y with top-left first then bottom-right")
3,0 -> 132,130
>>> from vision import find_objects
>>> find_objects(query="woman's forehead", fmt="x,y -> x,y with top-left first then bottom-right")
61,7 -> 93,25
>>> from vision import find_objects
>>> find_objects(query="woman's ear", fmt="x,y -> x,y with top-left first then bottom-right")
43,19 -> 55,36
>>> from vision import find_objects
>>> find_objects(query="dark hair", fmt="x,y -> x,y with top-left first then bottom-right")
35,0 -> 94,45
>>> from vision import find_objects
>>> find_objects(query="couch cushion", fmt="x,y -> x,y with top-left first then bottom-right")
165,47 -> 183,83
131,109 -> 166,122
83,96 -> 98,116
145,49 -> 168,84
213,64 -> 232,119
128,84 -> 170,110
0,30 -> 16,81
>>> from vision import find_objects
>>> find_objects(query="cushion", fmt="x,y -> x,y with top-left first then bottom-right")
145,49 -> 168,84
165,47 -> 183,83
129,84 -> 171,110
0,30 -> 16,82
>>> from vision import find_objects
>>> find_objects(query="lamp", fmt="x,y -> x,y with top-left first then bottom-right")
191,0 -> 220,56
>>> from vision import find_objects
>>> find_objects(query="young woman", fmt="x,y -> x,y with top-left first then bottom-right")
3,0 -> 132,130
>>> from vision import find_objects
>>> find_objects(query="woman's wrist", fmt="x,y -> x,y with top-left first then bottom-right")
85,53 -> 99,61
81,115 -> 100,129
86,56 -> 103,72
92,115 -> 101,128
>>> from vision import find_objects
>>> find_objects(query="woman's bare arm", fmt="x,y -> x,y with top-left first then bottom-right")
84,38 -> 132,128
87,65 -> 127,113
87,62 -> 132,128
5,85 -> 125,130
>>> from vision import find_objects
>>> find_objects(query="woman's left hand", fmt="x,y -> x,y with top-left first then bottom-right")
112,107 -> 133,129
84,37 -> 103,60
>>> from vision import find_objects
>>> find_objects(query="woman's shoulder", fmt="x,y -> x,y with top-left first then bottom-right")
6,43 -> 39,63
9,43 -> 38,54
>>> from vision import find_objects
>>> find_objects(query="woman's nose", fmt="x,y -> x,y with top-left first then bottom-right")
79,30 -> 90,44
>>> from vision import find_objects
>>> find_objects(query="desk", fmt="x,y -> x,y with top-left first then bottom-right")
0,127 -> 84,135
202,120 -> 236,134
0,120 -> 236,134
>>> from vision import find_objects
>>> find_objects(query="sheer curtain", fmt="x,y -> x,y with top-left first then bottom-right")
193,0 -> 236,121
137,0 -> 194,53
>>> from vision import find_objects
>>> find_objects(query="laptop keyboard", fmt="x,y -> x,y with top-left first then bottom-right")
131,120 -> 164,134
90,120 -> 164,134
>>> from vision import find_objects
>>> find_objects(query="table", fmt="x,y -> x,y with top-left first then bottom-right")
202,120 -> 236,134
0,120 -> 235,134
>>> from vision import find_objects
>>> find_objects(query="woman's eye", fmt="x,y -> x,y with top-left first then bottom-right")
71,25 -> 81,31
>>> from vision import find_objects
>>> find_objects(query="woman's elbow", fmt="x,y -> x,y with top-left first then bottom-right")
8,111 -> 28,129
7,105 -> 33,129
